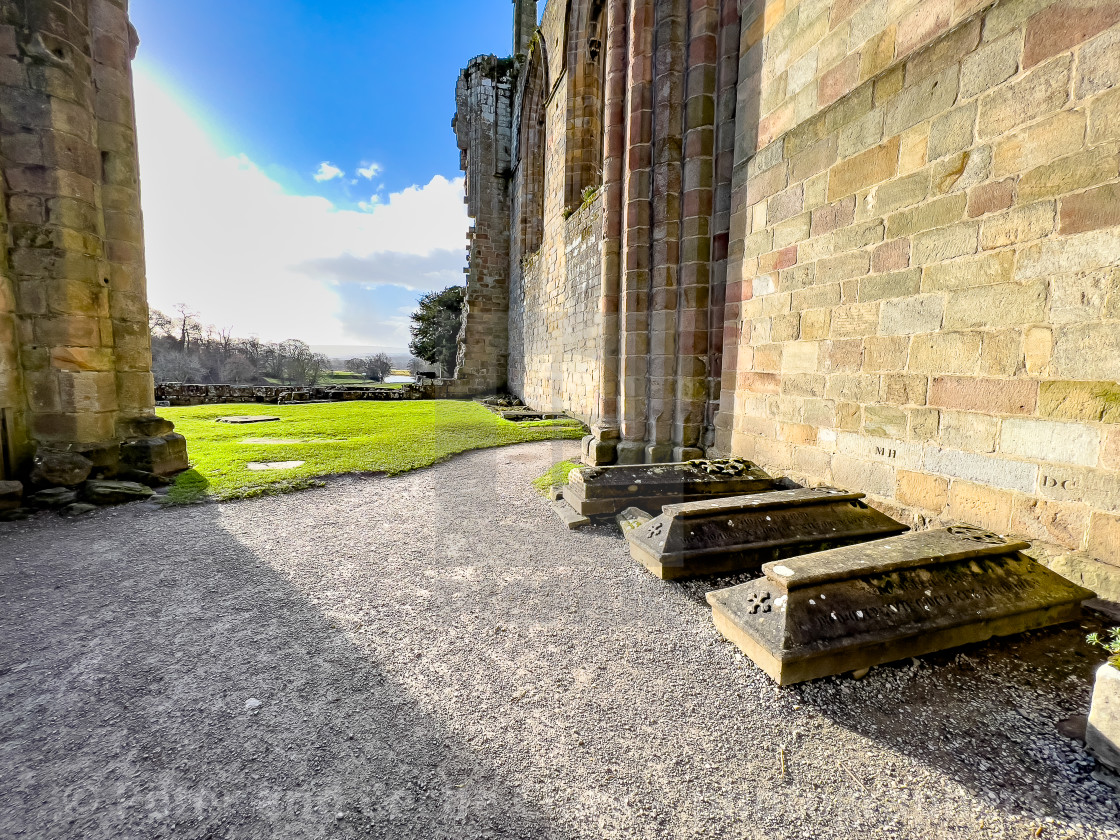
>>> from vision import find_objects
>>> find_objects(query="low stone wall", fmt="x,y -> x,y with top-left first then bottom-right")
155,383 -> 428,406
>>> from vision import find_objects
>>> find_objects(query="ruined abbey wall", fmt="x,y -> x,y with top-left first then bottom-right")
721,0 -> 1120,565
509,193 -> 603,419
456,0 -> 1120,573
0,0 -> 186,482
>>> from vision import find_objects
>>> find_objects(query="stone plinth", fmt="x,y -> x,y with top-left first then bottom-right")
565,458 -> 778,517
707,526 -> 1093,686
627,486 -> 908,579
1089,663 -> 1120,774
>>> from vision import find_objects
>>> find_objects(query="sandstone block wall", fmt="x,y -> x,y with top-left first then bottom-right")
0,0 -> 184,481
508,193 -> 603,420
720,0 -> 1120,565
454,55 -> 516,393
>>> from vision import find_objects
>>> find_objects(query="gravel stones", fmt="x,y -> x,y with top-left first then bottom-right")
59,502 -> 98,518
0,442 -> 1117,839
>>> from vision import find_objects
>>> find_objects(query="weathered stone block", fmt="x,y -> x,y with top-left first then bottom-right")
979,55 -> 1072,139
1003,418 -> 1106,470
943,280 -> 1048,330
961,32 -> 1022,100
921,250 -> 1014,291
1011,497 -> 1091,552
1088,663 -> 1120,774
980,202 -> 1056,249
565,458 -> 778,517
1060,182 -> 1120,235
80,480 -> 155,506
1018,147 -> 1120,204
879,293 -> 945,335
1038,380 -> 1120,424
0,480 -> 22,512
940,410 -> 1000,453
827,137 -> 900,201
29,449 -> 92,488
930,377 -> 1038,415
1022,0 -> 1120,70
926,447 -> 1038,494
707,527 -> 1092,685
1089,512 -> 1120,566
909,332 -> 983,376
897,469 -> 949,512
627,486 -> 907,579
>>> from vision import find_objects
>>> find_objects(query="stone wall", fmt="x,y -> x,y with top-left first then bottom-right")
0,149 -> 24,479
457,0 -> 1120,574
508,193 -> 603,421
0,0 -> 186,482
453,55 -> 516,393
720,0 -> 1120,565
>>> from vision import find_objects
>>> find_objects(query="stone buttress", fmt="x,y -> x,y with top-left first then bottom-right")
0,0 -> 187,484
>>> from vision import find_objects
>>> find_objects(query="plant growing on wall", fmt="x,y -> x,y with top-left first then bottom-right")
1087,628 -> 1120,668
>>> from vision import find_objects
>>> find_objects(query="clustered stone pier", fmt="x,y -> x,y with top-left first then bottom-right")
0,0 -> 187,510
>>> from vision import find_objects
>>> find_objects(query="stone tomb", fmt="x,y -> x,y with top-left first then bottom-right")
564,459 -> 778,517
706,526 -> 1094,685
626,487 -> 908,579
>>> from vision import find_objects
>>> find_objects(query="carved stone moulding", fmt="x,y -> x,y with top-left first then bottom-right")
565,458 -> 779,517
626,486 -> 909,579
706,526 -> 1095,686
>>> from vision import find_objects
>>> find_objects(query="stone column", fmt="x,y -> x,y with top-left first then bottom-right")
672,0 -> 719,462
0,0 -> 186,484
616,0 -> 654,465
702,0 -> 739,451
647,0 -> 686,463
584,0 -> 629,466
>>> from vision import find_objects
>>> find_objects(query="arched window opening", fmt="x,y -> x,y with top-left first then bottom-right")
564,0 -> 606,211
517,41 -> 548,257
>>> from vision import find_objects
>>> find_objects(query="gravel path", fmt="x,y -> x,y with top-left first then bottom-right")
1,440 -> 1118,839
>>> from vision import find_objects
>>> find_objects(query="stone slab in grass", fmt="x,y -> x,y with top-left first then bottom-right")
626,486 -> 907,579
216,416 -> 281,425
707,526 -> 1094,686
247,461 -> 306,471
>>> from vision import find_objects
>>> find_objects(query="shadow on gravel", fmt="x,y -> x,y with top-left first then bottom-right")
0,502 -> 575,840
787,622 -> 1119,831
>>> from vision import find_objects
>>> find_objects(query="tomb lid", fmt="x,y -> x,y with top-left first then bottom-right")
662,486 -> 860,519
569,458 -> 773,498
763,525 -> 1032,590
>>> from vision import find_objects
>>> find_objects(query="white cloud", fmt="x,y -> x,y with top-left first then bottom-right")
133,71 -> 468,348
357,162 -> 383,180
313,161 -> 345,182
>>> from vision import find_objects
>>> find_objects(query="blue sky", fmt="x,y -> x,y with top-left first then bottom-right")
130,0 -> 516,352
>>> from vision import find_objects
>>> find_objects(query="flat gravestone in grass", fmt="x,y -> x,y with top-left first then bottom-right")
216,416 -> 281,425
161,400 -> 585,503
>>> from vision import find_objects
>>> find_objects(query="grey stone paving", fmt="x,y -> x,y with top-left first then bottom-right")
0,440 -> 1117,839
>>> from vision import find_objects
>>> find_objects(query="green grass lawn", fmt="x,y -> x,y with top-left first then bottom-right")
532,460 -> 583,495
163,401 -> 586,504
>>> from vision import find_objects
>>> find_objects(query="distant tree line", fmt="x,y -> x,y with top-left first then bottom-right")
150,305 -> 333,386
151,303 -> 431,386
